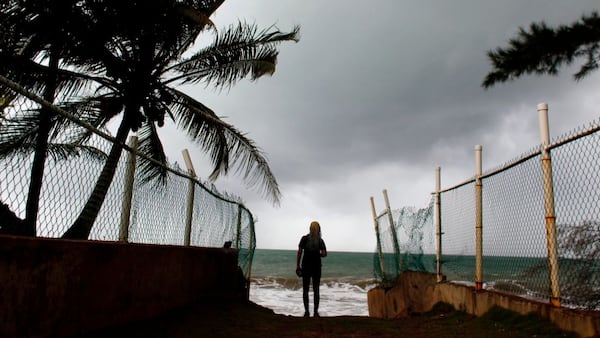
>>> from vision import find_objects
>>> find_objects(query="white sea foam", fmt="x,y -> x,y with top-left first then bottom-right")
249,278 -> 376,317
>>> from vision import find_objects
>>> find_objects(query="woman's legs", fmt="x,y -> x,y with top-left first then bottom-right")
313,268 -> 322,316
302,267 -> 322,317
302,274 -> 310,316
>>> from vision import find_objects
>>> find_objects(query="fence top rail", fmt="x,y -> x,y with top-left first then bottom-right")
437,177 -> 475,194
435,116 -> 600,194
0,74 -> 251,214
548,117 -> 600,151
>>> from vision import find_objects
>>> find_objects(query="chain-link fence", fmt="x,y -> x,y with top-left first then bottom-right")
373,105 -> 600,310
0,76 -> 255,280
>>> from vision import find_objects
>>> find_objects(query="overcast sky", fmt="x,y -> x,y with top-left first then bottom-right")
159,1 -> 600,252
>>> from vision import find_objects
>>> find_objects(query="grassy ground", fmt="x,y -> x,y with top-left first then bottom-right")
79,301 -> 579,338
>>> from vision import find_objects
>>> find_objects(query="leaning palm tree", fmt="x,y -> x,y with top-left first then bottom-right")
0,0 -> 103,236
61,0 -> 298,239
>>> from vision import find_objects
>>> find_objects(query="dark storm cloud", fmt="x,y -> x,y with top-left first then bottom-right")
165,0 -> 600,251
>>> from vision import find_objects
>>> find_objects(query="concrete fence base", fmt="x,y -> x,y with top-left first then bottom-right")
368,271 -> 600,338
0,235 -> 245,338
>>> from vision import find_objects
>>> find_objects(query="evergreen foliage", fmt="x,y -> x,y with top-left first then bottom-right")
483,11 -> 600,88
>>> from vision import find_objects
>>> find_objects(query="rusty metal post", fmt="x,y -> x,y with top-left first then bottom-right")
383,189 -> 402,274
537,103 -> 561,307
435,166 -> 444,282
370,196 -> 386,279
475,145 -> 483,290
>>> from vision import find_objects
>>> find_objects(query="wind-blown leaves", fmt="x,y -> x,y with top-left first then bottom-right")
45,143 -> 107,162
3,0 -> 294,238
483,11 -> 600,88
136,122 -> 168,185
168,22 -> 300,88
170,88 -> 281,204
0,106 -> 107,161
71,16 -> 291,204
0,110 -> 40,158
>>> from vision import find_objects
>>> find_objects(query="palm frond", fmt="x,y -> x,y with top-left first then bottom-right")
45,142 -> 107,162
155,0 -> 225,62
136,122 -> 168,185
0,53 -> 97,104
169,88 -> 281,205
54,67 -> 98,100
0,55 -> 50,95
0,110 -> 40,158
166,22 -> 299,88
48,107 -> 110,146
0,89 -> 115,160
175,3 -> 217,31
0,106 -> 91,160
57,94 -> 120,137
168,88 -> 229,176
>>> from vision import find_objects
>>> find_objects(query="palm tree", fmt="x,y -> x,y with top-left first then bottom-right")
0,0 -> 102,236
61,0 -> 298,239
482,11 -> 600,88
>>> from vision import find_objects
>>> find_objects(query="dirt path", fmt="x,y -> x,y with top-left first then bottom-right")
79,301 -> 578,338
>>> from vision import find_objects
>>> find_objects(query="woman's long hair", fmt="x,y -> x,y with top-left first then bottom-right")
307,221 -> 321,251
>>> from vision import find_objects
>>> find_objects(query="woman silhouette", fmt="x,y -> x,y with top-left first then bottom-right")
296,221 -> 327,317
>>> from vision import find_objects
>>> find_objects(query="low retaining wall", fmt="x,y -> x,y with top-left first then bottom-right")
368,271 -> 600,338
0,235 -> 244,338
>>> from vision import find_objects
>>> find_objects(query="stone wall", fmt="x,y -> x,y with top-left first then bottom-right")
368,271 -> 600,338
0,235 -> 244,338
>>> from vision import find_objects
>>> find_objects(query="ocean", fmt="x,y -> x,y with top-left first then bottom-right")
249,250 -> 600,314
249,249 -> 377,317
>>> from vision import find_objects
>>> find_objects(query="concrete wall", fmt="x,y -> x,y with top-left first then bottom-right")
368,271 -> 600,338
0,235 -> 244,338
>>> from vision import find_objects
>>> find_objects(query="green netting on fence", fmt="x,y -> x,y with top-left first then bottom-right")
373,198 -> 436,285
0,76 -> 256,280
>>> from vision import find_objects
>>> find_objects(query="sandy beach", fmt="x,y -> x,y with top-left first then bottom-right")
79,301 -> 577,338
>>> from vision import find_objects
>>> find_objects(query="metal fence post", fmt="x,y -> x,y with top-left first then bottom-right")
246,214 -> 255,300
370,196 -> 386,280
118,136 -> 138,242
182,149 -> 197,247
383,189 -> 402,274
475,145 -> 483,290
435,166 -> 444,282
236,204 -> 242,249
537,102 -> 561,307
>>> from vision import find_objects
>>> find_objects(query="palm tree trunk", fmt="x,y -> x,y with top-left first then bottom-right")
22,51 -> 59,237
62,117 -> 131,239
